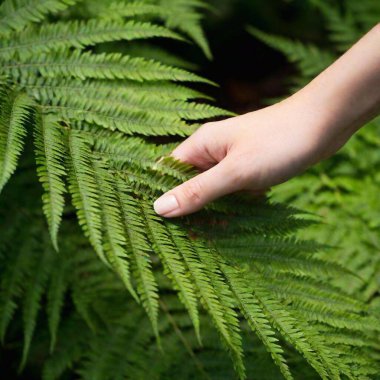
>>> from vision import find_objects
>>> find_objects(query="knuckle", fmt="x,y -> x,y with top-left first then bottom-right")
182,180 -> 203,205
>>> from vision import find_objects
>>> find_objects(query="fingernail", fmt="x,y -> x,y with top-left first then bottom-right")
154,194 -> 179,216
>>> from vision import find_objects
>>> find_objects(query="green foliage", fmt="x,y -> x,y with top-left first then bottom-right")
0,0 -> 379,379
0,84 -> 33,191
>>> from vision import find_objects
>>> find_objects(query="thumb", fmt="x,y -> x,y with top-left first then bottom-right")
153,158 -> 239,218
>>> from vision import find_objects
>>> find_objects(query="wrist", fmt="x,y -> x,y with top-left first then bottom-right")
284,86 -> 355,162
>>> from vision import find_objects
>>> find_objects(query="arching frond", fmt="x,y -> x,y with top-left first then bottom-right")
34,113 -> 66,250
66,130 -> 104,259
0,50 -> 214,84
248,27 -> 334,79
0,0 -> 77,35
0,85 -> 33,192
0,19 -> 183,60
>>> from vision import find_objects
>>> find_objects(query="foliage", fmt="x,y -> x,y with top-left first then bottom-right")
0,0 -> 379,379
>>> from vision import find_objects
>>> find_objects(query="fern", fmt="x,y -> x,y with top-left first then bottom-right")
0,0 -> 76,35
0,0 -> 379,379
34,113 -> 66,250
0,84 -> 33,191
0,19 -> 183,61
310,0 -> 362,52
82,0 -> 212,58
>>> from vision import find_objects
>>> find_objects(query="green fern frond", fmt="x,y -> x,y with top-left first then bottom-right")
0,19 -> 183,61
217,235 -> 353,280
0,85 -> 33,192
1,50 -> 215,84
254,270 -> 380,378
66,129 -> 104,259
141,199 -> 200,340
42,316 -> 90,380
158,0 -> 212,59
346,0 -> 380,30
34,113 -> 66,250
18,77 -> 212,103
0,0 -> 77,35
0,230 -> 36,341
250,281 -> 331,379
42,101 -> 197,137
20,240 -> 53,369
88,0 -> 212,58
114,181 -> 160,337
122,43 -> 202,71
46,254 -> 68,352
33,87 -> 227,135
91,159 -> 138,300
194,241 -> 245,378
266,273 -> 366,315
248,26 -> 334,79
222,265 -> 294,380
93,0 -> 167,20
167,223 -> 245,379
310,0 -> 362,52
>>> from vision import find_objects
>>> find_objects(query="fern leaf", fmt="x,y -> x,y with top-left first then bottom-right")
66,129 -> 104,258
46,255 -> 68,352
266,272 -> 366,315
168,223 -> 245,379
346,0 -> 380,30
20,243 -> 53,370
248,26 -> 334,79
91,159 -> 138,300
294,304 -> 380,333
88,0 -> 212,58
114,180 -> 159,336
43,105 -> 197,137
20,77 -> 212,102
0,234 -> 36,341
1,50 -> 215,84
310,0 -> 362,52
141,199 -> 200,340
158,0 -> 212,58
0,86 -> 33,192
0,0 -> 77,35
194,242 -> 245,378
222,265 -> 294,380
33,85 -> 228,121
42,317 -> 90,380
250,276 -> 332,379
123,42 -> 202,71
218,235 -> 354,280
95,1 -> 167,20
0,20 -> 183,60
34,113 -> 66,250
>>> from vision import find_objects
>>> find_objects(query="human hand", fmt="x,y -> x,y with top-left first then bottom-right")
153,96 -> 345,218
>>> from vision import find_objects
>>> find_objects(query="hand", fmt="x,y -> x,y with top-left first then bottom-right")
153,97 -> 341,218
153,24 -> 380,218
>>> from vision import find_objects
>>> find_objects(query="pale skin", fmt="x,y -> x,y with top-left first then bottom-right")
154,24 -> 380,218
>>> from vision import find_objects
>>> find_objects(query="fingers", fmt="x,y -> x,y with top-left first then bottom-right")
153,157 -> 240,218
171,122 -> 230,170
